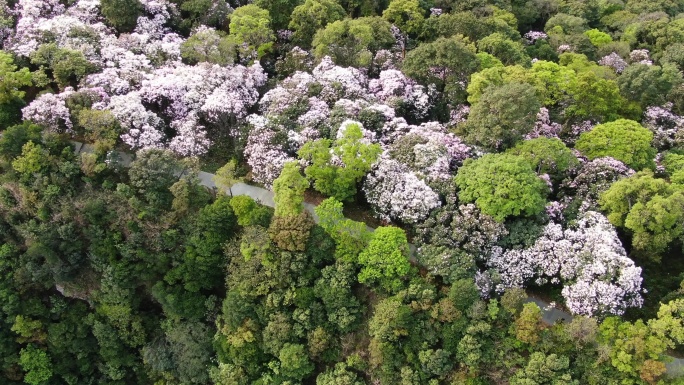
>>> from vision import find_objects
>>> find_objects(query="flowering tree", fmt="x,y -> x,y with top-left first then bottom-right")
642,103 -> 684,150
22,91 -> 73,133
108,92 -> 165,150
486,211 -> 643,316
244,117 -> 294,188
363,156 -> 441,223
562,156 -> 634,212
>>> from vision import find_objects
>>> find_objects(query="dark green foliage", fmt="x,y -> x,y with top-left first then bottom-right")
101,0 -> 144,32
0,98 -> 25,130
312,17 -> 395,68
463,82 -> 541,151
402,36 -> 478,103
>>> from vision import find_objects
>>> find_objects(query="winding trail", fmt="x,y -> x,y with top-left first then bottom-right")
74,141 -> 684,377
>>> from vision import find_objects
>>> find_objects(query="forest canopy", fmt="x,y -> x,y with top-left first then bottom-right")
1,0 -> 684,383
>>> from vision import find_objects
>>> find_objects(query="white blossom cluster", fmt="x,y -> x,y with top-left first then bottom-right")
523,31 -> 548,44
22,90 -> 74,133
629,49 -> 653,65
598,52 -> 628,74
244,116 -> 294,188
2,0 -> 263,157
363,156 -> 441,223
643,103 -> 684,150
525,107 -> 563,140
564,156 -> 634,211
486,211 -> 643,316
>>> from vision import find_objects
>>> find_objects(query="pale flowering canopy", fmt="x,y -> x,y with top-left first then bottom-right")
108,92 -> 165,150
599,52 -> 628,74
244,117 -> 294,188
168,113 -> 212,156
22,91 -> 74,133
363,156 -> 441,223
642,103 -> 684,150
485,211 -> 643,316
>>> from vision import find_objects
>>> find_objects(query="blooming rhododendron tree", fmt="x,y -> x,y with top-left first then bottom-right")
363,156 -> 441,223
486,211 -> 643,316
22,91 -> 73,132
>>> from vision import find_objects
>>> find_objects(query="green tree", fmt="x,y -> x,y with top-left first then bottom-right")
0,50 -> 32,104
510,352 -> 577,385
575,119 -> 656,170
566,71 -> 630,121
180,28 -> 236,65
230,195 -> 272,227
618,63 -> 683,109
600,171 -> 684,258
19,345 -> 53,385
514,302 -> 543,345
316,362 -> 365,385
288,0 -> 346,48
299,122 -> 381,202
455,154 -> 549,222
315,197 -> 372,262
128,149 -> 181,209
382,0 -> 425,36
0,122 -> 42,160
402,36 -> 479,103
624,191 -> 684,256
278,343 -> 315,381
584,28 -> 612,47
312,17 -> 395,68
507,137 -> 579,181
77,109 -> 121,154
463,82 -> 541,151
12,141 -> 50,177
477,33 -> 531,66
214,160 -> 243,196
272,161 -> 309,217
368,297 -> 412,342
228,5 -> 275,60
30,44 -> 94,88
254,0 -> 303,31
599,171 -> 673,228
164,320 -> 213,384
357,226 -> 411,293
100,0 -> 144,32
268,211 -> 315,251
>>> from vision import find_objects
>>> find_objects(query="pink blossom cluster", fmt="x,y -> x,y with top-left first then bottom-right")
523,31 -> 548,45
168,113 -> 212,156
109,92 -> 165,150
629,49 -> 653,65
643,103 -> 684,150
244,116 -> 294,187
598,52 -> 628,74
563,120 -> 594,145
406,122 -> 471,169
557,44 -> 572,53
368,69 -> 430,118
22,90 -> 74,133
448,104 -> 470,127
564,156 -> 634,211
487,211 -> 643,316
363,156 -> 441,223
525,107 -> 562,139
